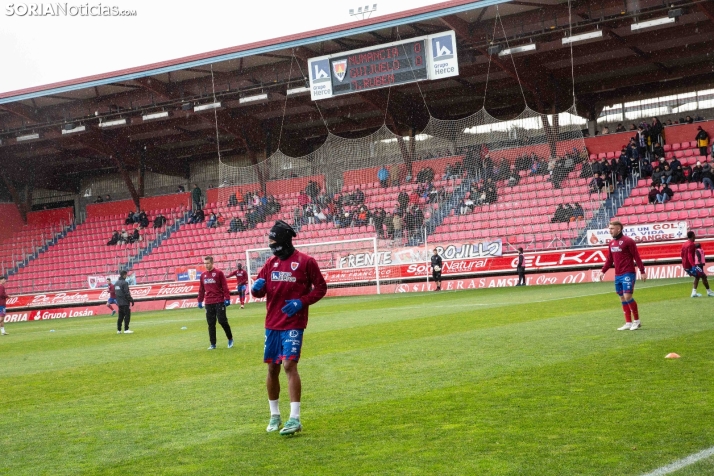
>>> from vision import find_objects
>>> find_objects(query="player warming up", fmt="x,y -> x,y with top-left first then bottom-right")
114,271 -> 135,334
227,262 -> 248,309
0,275 -> 9,335
516,247 -> 526,286
431,249 -> 443,291
681,231 -> 714,298
251,220 -> 327,436
106,278 -> 117,316
197,256 -> 233,349
598,221 -> 646,331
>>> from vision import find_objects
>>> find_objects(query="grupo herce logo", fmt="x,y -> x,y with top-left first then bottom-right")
431,34 -> 454,60
311,59 -> 331,83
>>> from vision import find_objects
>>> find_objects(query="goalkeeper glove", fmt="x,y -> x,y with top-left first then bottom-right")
224,299 -> 231,307
252,278 -> 266,293
281,299 -> 303,317
198,302 -> 203,309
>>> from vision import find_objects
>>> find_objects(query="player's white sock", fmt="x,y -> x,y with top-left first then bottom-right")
290,402 -> 301,420
269,399 -> 280,416
692,289 -> 698,296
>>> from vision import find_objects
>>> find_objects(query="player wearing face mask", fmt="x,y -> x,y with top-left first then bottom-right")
251,220 -> 327,435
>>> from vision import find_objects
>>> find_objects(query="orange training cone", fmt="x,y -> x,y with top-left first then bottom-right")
665,353 -> 680,359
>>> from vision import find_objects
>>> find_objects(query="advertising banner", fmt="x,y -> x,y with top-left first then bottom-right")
337,239 -> 502,268
6,239 -> 713,312
2,300 -> 167,323
87,273 -> 136,289
586,222 -> 687,246
175,266 -> 206,281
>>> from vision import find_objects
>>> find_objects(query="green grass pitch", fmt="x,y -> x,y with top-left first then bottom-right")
1,278 -> 714,475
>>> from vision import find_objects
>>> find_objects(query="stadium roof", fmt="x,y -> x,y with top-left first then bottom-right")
1,0 -> 713,196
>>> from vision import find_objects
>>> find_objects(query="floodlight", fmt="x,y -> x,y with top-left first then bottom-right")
193,102 -> 221,112
562,30 -> 603,44
61,125 -> 86,135
16,133 -> 40,142
142,111 -> 169,121
98,118 -> 127,128
239,94 -> 268,105
631,16 -> 675,31
498,43 -> 536,56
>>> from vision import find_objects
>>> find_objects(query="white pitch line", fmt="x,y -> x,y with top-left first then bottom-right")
642,446 -> 714,476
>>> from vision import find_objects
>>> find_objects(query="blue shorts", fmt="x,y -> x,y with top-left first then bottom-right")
107,298 -> 117,305
614,273 -> 637,296
264,329 -> 304,364
0,306 -> 5,315
237,285 -> 246,293
686,266 -> 706,279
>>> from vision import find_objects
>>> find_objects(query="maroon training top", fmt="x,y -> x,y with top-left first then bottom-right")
252,250 -> 327,330
0,284 -> 7,307
226,269 -> 248,287
108,283 -> 117,299
601,235 -> 645,276
681,241 -> 696,269
198,268 -> 231,305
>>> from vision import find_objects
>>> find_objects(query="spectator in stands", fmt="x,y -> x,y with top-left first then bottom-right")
125,211 -> 134,225
590,159 -> 603,177
551,204 -> 567,223
484,178 -> 498,204
377,166 -> 390,188
670,157 -> 685,183
661,164 -> 674,185
647,185 -> 659,204
416,167 -> 435,184
685,115 -> 694,124
691,162 -> 704,183
392,212 -> 403,240
206,212 -> 217,228
507,168 -> 520,187
483,154 -> 494,180
189,208 -> 205,224
616,123 -> 626,133
702,163 -> 714,191
176,185 -> 185,193
352,188 -> 363,205
354,205 -> 369,227
458,195 -> 474,215
292,206 -> 303,227
372,207 -> 386,238
629,123 -> 637,131
636,126 -> 648,158
444,163 -> 455,181
564,204 -> 576,221
682,162 -> 693,182
650,117 -> 664,146
138,210 -> 149,228
640,157 -> 653,179
303,205 -> 315,225
120,229 -> 129,244
215,213 -> 224,227
572,203 -> 585,221
657,183 -> 674,204
651,165 -> 664,185
153,213 -> 166,229
397,189 -> 409,212
228,216 -> 240,233
385,213 -> 395,239
601,126 -> 610,135
191,183 -> 202,210
228,193 -> 238,207
129,227 -> 141,244
590,173 -> 605,193
652,142 -> 665,159
107,231 -> 120,246
94,195 -> 104,203
695,126 -> 710,158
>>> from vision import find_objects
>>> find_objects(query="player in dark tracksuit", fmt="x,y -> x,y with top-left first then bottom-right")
516,247 -> 526,286
114,271 -> 135,334
226,263 -> 249,309
252,220 -> 327,435
0,275 -> 9,335
197,256 -> 233,349
431,249 -> 443,291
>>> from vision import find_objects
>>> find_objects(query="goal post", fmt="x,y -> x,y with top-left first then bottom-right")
246,236 -> 382,296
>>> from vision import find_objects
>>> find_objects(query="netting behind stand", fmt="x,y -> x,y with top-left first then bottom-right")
205,105 -> 594,293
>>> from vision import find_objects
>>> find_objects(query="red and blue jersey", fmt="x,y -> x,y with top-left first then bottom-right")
601,235 -> 645,276
252,250 -> 327,331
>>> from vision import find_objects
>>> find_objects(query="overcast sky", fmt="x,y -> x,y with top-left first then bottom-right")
0,0 -> 439,95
